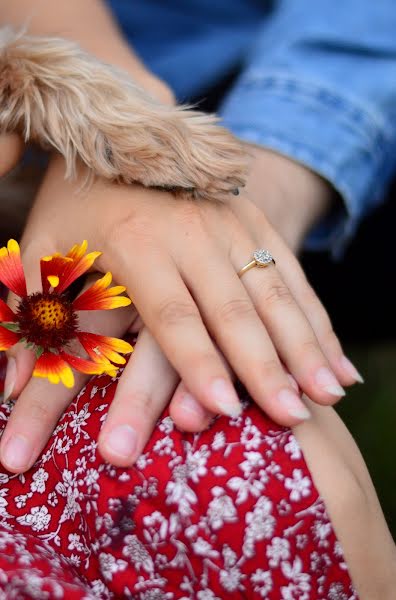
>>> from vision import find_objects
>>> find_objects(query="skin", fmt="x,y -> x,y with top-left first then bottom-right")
1,153 -> 356,465
295,399 -> 396,599
1,2 -> 394,595
0,0 -> 362,472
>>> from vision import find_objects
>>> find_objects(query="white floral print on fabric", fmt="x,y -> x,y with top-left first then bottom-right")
0,354 -> 358,599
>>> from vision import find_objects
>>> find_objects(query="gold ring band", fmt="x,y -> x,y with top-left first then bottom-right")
237,249 -> 275,278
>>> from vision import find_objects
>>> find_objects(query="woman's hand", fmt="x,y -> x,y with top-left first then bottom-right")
0,151 -> 360,472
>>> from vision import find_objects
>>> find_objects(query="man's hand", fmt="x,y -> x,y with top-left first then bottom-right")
244,145 -> 333,252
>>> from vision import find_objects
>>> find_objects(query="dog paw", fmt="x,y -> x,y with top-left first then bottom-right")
101,101 -> 249,201
0,30 -> 248,200
160,108 -> 248,201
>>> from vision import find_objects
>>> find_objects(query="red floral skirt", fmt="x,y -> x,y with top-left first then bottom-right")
0,354 -> 357,599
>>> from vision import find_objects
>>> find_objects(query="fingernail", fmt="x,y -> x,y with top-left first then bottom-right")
179,393 -> 208,419
102,424 -> 137,460
315,367 -> 346,397
4,357 -> 16,401
340,355 -> 364,384
2,434 -> 32,470
210,378 -> 242,417
278,389 -> 310,421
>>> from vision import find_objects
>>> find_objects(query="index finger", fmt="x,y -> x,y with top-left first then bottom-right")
104,242 -> 243,418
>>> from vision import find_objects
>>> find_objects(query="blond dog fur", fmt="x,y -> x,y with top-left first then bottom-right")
0,28 -> 247,201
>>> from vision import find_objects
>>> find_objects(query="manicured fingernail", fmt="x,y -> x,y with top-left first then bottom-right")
179,393 -> 208,419
4,357 -> 16,401
340,355 -> 364,384
210,378 -> 242,417
278,389 -> 310,420
2,434 -> 32,470
102,425 -> 137,460
315,367 -> 345,397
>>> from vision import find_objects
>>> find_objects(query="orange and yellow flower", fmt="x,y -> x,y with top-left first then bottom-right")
0,240 -> 133,387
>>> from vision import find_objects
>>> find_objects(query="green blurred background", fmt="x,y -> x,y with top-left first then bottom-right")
338,345 -> 396,534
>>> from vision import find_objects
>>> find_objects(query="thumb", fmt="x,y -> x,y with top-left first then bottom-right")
0,133 -> 24,177
5,238 -> 56,401
4,346 -> 35,402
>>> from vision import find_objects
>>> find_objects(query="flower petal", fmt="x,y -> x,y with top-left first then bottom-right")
0,324 -> 20,351
33,352 -> 75,388
67,240 -> 89,261
77,332 -> 133,365
40,241 -> 101,294
0,239 -> 27,297
47,275 -> 59,288
60,352 -> 118,376
73,272 -> 132,311
0,298 -> 16,322
40,255 -> 72,294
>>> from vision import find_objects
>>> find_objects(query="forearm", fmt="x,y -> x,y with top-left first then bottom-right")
0,0 -> 174,102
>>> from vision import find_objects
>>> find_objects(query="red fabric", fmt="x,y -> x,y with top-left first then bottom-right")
0,354 -> 357,599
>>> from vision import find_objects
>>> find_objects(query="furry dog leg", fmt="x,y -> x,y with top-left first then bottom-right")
0,29 -> 247,200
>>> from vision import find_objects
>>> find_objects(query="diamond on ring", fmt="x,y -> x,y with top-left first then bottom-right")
253,249 -> 274,266
237,248 -> 275,278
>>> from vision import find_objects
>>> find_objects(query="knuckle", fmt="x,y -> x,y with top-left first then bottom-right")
155,298 -> 200,327
300,338 -> 321,356
175,202 -> 203,229
129,390 -> 159,421
107,214 -> 154,249
187,350 -> 223,375
259,358 -> 282,380
25,400 -> 56,428
216,298 -> 256,323
263,281 -> 294,307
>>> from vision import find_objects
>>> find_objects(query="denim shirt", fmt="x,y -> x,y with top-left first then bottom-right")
107,0 -> 396,255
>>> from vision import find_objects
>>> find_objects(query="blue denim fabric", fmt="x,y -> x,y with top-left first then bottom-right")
107,0 -> 396,255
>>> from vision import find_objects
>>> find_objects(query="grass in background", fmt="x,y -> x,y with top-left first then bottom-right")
337,344 -> 396,537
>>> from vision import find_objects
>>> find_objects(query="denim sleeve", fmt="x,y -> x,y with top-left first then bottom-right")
219,0 -> 396,256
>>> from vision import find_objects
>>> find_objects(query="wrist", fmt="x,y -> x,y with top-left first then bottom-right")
60,34 -> 176,105
244,146 -> 333,252
133,70 -> 176,105
87,41 -> 176,104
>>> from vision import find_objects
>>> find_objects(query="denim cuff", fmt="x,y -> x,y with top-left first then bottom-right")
219,72 -> 396,257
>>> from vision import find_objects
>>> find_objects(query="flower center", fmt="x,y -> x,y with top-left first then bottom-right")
16,292 -> 78,350
31,297 -> 68,330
